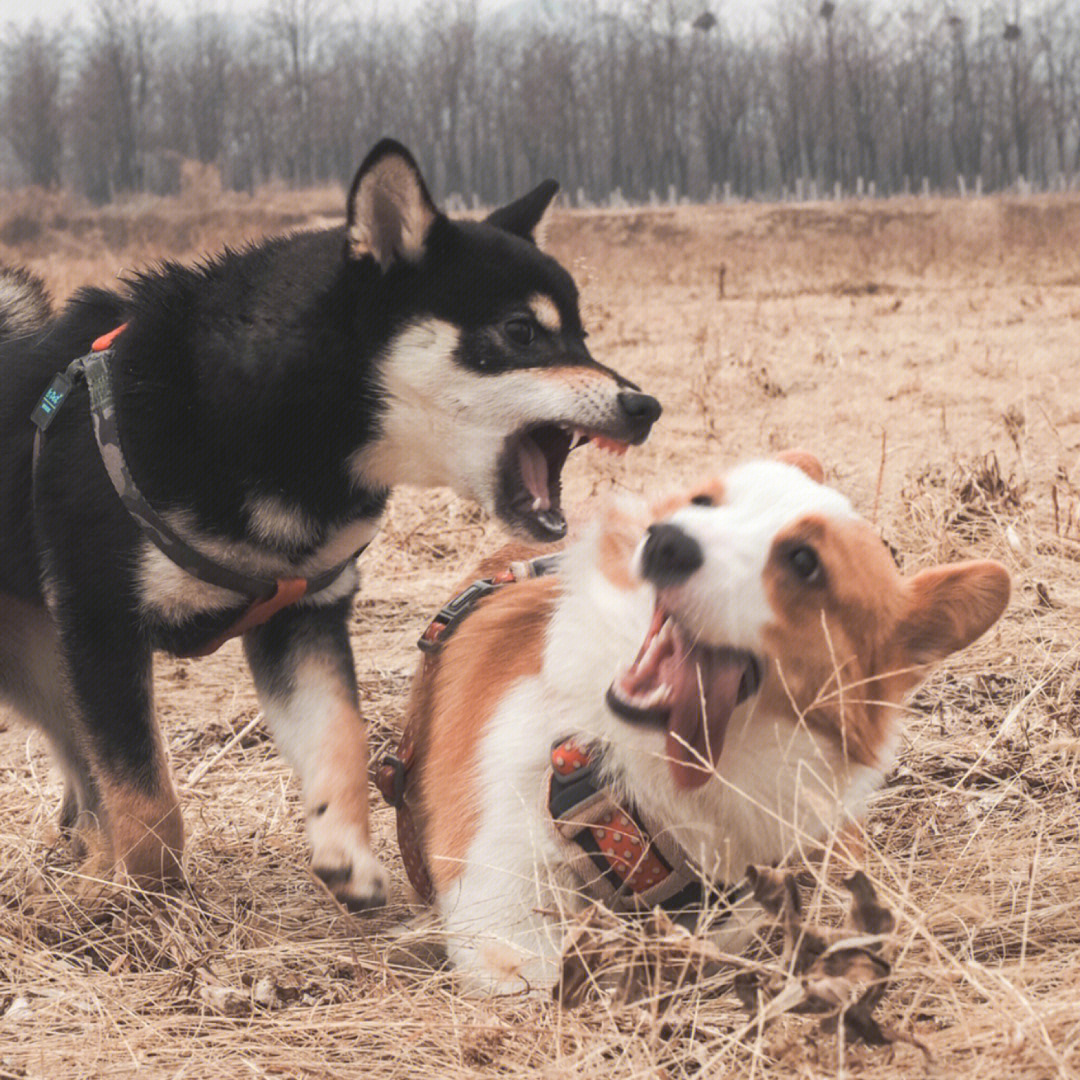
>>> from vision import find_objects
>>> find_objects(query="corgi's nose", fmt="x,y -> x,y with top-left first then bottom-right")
618,391 -> 662,441
640,523 -> 703,587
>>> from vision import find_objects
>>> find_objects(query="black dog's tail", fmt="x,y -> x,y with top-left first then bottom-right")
0,265 -> 52,345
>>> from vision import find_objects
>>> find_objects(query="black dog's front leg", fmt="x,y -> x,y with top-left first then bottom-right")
244,596 -> 387,910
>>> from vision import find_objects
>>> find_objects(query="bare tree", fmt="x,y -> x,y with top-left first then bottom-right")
1,22 -> 64,187
263,0 -> 338,185
5,0 -> 1080,202
65,0 -> 162,199
182,10 -> 232,165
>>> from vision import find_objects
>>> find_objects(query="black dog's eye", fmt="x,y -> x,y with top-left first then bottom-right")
504,318 -> 535,346
690,494 -> 715,507
788,545 -> 822,582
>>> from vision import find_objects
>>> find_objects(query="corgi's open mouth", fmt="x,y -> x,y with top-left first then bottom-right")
606,606 -> 761,789
497,423 -> 629,541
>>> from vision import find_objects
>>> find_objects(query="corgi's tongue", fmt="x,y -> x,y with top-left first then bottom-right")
606,611 -> 760,790
665,646 -> 751,790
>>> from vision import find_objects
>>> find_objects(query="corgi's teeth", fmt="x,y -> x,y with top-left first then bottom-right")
610,675 -> 673,713
639,684 -> 671,708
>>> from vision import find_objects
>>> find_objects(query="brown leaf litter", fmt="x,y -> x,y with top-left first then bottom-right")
556,867 -> 933,1063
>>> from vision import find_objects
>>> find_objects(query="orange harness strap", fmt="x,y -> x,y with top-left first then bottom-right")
186,578 -> 310,658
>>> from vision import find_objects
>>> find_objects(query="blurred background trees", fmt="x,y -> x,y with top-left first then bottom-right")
2,0 -> 1078,203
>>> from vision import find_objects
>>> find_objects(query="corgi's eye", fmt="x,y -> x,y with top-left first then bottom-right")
690,494 -> 715,507
504,318 -> 536,346
788,545 -> 822,582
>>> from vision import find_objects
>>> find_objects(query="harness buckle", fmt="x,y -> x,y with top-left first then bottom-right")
417,578 -> 497,652
548,738 -> 603,821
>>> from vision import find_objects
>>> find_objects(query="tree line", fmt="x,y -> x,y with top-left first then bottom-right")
3,0 -> 1079,205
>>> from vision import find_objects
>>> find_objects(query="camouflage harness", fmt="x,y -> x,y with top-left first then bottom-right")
30,325 -> 362,656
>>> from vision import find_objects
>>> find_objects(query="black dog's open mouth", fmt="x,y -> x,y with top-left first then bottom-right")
605,606 -> 761,789
497,422 -> 629,541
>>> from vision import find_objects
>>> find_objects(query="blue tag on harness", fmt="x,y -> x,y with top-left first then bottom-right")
30,371 -> 76,431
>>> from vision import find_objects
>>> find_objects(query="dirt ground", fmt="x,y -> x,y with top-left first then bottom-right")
1,189 -> 1079,1078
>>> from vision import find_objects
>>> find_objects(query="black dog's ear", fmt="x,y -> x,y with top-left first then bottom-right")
485,179 -> 559,246
346,139 -> 438,268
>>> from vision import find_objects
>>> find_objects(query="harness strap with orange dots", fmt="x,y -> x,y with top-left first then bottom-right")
30,325 -> 364,656
547,736 -> 741,915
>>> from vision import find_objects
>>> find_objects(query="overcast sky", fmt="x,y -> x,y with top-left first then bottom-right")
5,0 -> 476,29
2,0 -> 772,33
3,0 -> 269,28
0,0 -> 1010,35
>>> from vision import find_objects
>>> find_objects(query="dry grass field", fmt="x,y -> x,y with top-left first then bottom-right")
1,185 -> 1079,1079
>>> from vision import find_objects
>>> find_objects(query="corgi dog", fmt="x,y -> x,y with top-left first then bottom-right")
393,452 -> 1010,991
0,141 -> 659,910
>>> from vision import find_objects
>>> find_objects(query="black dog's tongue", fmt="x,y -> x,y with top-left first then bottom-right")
516,431 -> 567,539
666,645 -> 750,790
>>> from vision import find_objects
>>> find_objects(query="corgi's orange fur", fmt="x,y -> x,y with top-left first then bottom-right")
403,454 -> 1010,991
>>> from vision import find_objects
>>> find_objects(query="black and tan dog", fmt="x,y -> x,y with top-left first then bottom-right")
0,140 -> 660,909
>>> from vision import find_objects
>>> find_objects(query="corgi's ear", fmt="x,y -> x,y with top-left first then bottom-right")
485,180 -> 559,247
894,560 -> 1010,668
346,139 -> 438,268
776,449 -> 825,484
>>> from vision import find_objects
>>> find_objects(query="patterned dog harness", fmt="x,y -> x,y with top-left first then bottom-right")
546,737 -> 732,913
376,554 -> 561,903
380,560 -> 739,917
30,326 -> 363,655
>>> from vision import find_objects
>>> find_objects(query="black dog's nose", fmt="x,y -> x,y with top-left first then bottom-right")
640,523 -> 703,587
618,391 -> 662,430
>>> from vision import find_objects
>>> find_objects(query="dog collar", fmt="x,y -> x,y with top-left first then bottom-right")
547,737 -> 740,915
31,326 -> 364,655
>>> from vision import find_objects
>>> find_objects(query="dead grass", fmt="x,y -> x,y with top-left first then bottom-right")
2,190 -> 1079,1078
